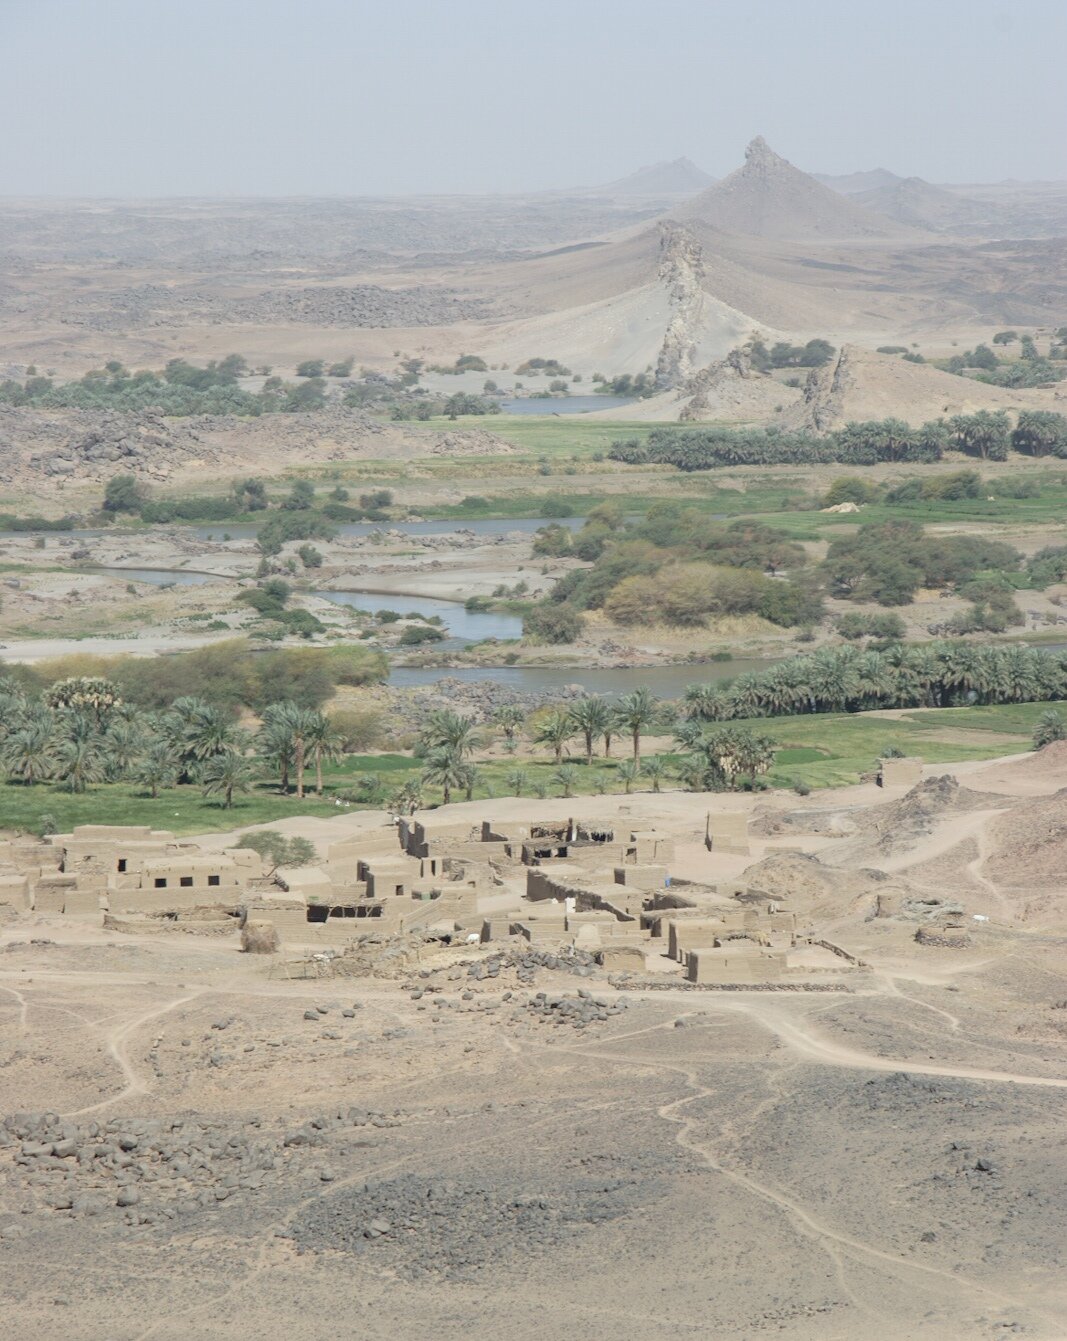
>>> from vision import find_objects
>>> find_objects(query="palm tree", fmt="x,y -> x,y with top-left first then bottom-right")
674,757 -> 708,792
199,751 -> 259,809
534,710 -> 574,765
260,702 -> 317,799
257,704 -> 296,793
551,764 -> 580,798
641,756 -> 668,792
2,718 -> 54,785
180,703 -> 241,764
683,683 -> 733,721
50,713 -> 107,794
613,688 -> 658,761
504,767 -> 528,796
419,709 -> 478,759
421,746 -> 469,806
132,743 -> 180,798
102,718 -> 145,781
616,759 -> 640,794
568,696 -> 611,764
305,711 -> 342,796
699,726 -> 777,789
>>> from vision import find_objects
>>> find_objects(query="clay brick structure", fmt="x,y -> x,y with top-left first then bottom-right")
688,943 -> 787,984
878,756 -> 923,788
704,812 -> 750,855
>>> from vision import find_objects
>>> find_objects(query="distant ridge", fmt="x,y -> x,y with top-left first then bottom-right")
815,168 -> 903,196
854,176 -> 1016,235
673,138 -> 912,241
599,157 -> 715,195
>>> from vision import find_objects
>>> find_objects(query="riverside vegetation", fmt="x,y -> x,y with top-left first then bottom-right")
0,641 -> 1063,834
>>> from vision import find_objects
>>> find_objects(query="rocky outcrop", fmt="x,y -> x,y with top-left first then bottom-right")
654,224 -> 707,389
785,344 -> 1055,433
0,405 -> 514,486
678,346 -> 800,421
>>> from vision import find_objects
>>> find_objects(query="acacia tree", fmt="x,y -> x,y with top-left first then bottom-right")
236,830 -> 315,876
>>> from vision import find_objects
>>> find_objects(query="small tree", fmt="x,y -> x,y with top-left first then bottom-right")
283,480 -> 316,511
616,759 -> 640,794
552,764 -> 580,798
103,474 -> 144,514
493,704 -> 526,750
296,359 -> 325,378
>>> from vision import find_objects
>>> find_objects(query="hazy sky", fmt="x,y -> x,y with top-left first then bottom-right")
2,0 -> 1065,196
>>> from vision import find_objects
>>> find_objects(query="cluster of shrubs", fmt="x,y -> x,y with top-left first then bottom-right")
746,337 -> 835,370
822,468 -> 1059,511
0,356 -> 332,416
102,475 -> 397,553
515,358 -> 571,377
235,580 -> 326,638
823,521 -> 1020,607
525,503 -> 823,642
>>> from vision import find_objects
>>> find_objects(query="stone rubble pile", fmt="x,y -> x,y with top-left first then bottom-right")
0,1103 -> 404,1233
288,1172 -> 648,1281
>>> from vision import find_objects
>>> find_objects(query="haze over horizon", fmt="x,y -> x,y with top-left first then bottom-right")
1,0 -> 1066,198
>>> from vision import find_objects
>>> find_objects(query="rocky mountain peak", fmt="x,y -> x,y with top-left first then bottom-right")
744,136 -> 780,169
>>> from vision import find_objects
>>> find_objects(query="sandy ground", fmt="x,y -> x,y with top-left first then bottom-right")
1,752 -> 1066,1339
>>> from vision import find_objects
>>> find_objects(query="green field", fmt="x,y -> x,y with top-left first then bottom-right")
419,415 -> 662,458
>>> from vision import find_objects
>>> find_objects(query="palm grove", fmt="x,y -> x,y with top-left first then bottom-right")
3,638 -> 1064,826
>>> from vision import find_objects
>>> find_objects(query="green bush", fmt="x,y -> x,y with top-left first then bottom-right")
523,602 -> 583,644
398,625 -> 446,646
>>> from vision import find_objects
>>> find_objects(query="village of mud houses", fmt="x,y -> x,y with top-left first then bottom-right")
0,4 -> 1066,1337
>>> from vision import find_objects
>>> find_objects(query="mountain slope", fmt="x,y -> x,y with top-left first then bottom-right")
815,168 -> 903,196
600,158 -> 715,195
855,177 -> 1022,236
674,138 -> 914,241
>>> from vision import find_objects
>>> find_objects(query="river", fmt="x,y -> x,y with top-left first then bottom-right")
389,661 -> 767,698
52,515 -> 770,695
316,590 -> 523,642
